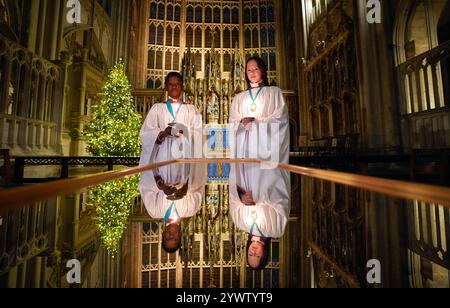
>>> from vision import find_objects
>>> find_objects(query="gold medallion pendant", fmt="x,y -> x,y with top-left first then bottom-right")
248,85 -> 264,113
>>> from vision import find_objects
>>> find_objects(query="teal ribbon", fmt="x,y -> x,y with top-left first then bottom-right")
166,100 -> 183,122
164,202 -> 180,223
250,221 -> 265,238
248,86 -> 264,103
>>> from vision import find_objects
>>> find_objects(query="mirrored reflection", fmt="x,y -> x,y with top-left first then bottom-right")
301,177 -> 450,289
139,163 -> 206,254
1,163 -> 450,288
137,162 -> 288,288
229,163 -> 290,270
139,110 -> 206,255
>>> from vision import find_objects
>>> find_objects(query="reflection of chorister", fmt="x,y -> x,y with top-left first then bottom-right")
139,98 -> 204,219
140,162 -> 207,220
229,164 -> 291,238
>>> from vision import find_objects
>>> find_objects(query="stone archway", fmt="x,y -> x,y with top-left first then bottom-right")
393,0 -> 418,65
394,0 -> 450,65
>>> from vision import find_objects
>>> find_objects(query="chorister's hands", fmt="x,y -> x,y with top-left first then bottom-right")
155,175 -> 165,190
163,184 -> 178,196
165,122 -> 187,139
241,117 -> 255,129
157,123 -> 188,145
155,174 -> 178,195
156,178 -> 178,196
240,190 -> 256,206
162,126 -> 174,138
160,124 -> 180,141
237,186 -> 256,206
166,182 -> 189,201
168,123 -> 179,136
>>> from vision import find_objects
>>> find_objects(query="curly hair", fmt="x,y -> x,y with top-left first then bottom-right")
164,72 -> 184,86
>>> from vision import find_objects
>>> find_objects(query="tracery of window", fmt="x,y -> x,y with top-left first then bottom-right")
184,1 -> 242,74
311,181 -> 366,287
147,0 -> 278,89
140,219 -> 281,288
304,3 -> 360,143
243,0 -> 277,85
148,0 -> 182,89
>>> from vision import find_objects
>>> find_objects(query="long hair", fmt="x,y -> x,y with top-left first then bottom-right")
246,235 -> 271,271
245,56 -> 270,89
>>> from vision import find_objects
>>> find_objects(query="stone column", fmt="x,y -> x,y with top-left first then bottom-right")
353,0 -> 402,153
27,0 -> 40,54
0,51 -> 11,147
37,0 -> 48,56
139,0 -> 149,87
32,256 -> 43,287
6,266 -> 18,288
275,0 -> 286,88
292,0 -> 309,146
68,49 -> 87,156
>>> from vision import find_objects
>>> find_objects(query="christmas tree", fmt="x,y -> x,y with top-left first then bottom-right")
83,61 -> 141,156
83,61 -> 141,254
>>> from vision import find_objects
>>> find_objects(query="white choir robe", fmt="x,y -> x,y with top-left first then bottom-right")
139,101 -> 204,219
229,86 -> 290,163
140,162 -> 207,220
139,102 -> 202,167
229,163 -> 291,238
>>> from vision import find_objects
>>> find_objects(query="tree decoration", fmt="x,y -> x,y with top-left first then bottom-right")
83,60 -> 142,254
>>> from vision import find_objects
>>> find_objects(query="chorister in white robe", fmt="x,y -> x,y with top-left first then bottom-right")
139,101 -> 204,220
139,102 -> 202,167
140,162 -> 207,220
229,86 -> 290,163
229,163 -> 291,238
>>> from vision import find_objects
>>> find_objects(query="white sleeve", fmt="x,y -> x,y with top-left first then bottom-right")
255,88 -> 290,163
139,105 -> 163,166
229,166 -> 290,238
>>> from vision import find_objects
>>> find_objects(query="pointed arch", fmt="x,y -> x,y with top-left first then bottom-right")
394,0 -> 450,65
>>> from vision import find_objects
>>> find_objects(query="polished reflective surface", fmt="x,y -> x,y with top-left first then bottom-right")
0,161 -> 449,288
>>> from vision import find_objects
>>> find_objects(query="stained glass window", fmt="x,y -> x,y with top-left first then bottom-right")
187,6 -> 193,22
147,0 -> 278,89
223,7 -> 230,23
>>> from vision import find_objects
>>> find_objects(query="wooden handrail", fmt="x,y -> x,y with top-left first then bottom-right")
1,158 -> 450,214
0,160 -> 172,213
0,159 -> 258,213
277,162 -> 450,207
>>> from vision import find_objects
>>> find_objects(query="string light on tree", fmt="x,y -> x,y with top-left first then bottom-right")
83,60 -> 142,254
